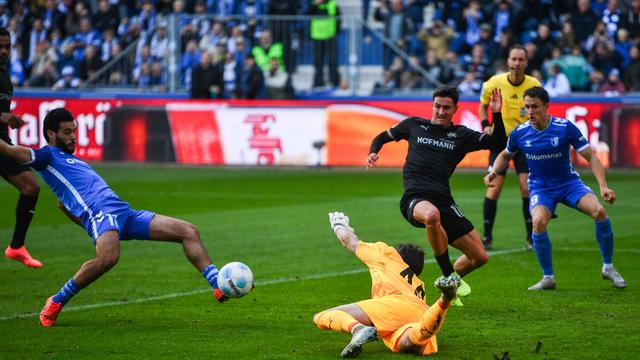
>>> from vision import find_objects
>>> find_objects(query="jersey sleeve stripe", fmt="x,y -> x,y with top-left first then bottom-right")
24,148 -> 36,165
575,143 -> 590,152
386,129 -> 396,140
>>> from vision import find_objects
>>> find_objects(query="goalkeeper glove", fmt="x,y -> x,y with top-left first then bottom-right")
328,211 -> 354,234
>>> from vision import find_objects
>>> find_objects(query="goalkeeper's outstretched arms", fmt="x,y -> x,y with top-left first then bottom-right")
328,211 -> 359,254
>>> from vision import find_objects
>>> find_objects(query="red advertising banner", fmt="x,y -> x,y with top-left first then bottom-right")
10,97 -> 639,168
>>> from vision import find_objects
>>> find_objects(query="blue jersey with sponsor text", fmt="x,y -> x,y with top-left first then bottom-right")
505,116 -> 590,190
26,145 -> 129,219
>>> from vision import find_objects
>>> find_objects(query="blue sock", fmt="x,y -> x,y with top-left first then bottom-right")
52,278 -> 80,306
202,264 -> 219,290
595,218 -> 613,264
532,231 -> 554,276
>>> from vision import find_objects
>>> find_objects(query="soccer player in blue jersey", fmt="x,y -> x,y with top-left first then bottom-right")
0,108 -> 228,327
485,87 -> 628,290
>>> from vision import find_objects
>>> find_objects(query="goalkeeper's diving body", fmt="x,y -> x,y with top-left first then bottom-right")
366,86 -> 506,304
313,212 -> 460,358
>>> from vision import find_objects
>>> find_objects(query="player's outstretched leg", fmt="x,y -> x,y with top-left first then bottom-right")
313,305 -> 377,358
5,172 -> 41,268
147,214 -> 227,301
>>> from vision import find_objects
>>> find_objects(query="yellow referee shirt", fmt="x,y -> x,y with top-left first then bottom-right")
480,73 -> 541,135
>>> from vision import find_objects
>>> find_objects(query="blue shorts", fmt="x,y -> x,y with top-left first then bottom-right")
82,204 -> 156,243
529,180 -> 594,214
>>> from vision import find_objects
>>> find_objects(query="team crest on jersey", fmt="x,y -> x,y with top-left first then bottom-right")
525,140 -> 532,147
446,131 -> 457,139
551,137 -> 559,147
420,125 -> 429,132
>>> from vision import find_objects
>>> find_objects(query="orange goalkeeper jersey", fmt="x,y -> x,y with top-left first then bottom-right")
355,241 -> 426,302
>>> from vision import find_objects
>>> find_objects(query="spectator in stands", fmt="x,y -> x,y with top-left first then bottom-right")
181,39 -> 201,86
58,42 -> 78,74
524,42 -> 544,74
133,0 -> 158,36
200,21 -> 226,56
416,20 -> 454,59
460,0 -> 484,51
252,29 -> 284,72
416,49 -> 445,88
29,39 -> 59,80
590,42 -> 620,77
556,21 -> 578,54
542,47 -> 562,77
476,23 -> 499,65
264,57 -> 292,99
220,51 -> 241,98
73,17 -> 101,59
374,69 -> 399,92
532,23 -> 554,63
108,70 -> 126,86
77,44 -> 103,81
496,28 -> 515,61
601,0 -> 621,37
0,1 -> 9,29
65,1 -> 91,37
52,65 -> 81,90
28,62 -> 57,88
136,62 -> 151,88
27,18 -> 48,67
41,0 -> 65,35
191,0 -> 211,39
101,29 -> 120,63
623,45 -> 640,91
9,44 -> 25,86
240,54 -> 265,99
442,50 -> 465,84
615,28 -> 633,68
544,63 -> 571,97
571,0 -> 600,44
457,71 -> 482,95
621,0 -> 640,42
237,0 -> 266,42
398,69 -> 417,91
308,0 -> 340,88
491,0 -> 513,42
585,21 -> 615,53
149,60 -> 166,91
226,26 -> 245,55
599,68 -> 626,96
268,0 -> 299,72
150,21 -> 169,61
461,44 -> 490,81
587,69 -> 605,92
559,46 -> 591,91
190,51 -> 218,99
93,0 -> 119,33
374,0 -> 415,68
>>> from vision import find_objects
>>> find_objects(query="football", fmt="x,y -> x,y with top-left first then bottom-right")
217,262 -> 254,298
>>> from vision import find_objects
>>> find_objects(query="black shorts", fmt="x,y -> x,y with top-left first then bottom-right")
0,153 -> 30,178
488,148 -> 528,176
400,191 -> 474,244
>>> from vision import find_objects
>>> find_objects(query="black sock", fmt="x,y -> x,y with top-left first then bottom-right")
522,197 -> 532,241
483,197 -> 497,241
435,250 -> 455,276
10,194 -> 38,249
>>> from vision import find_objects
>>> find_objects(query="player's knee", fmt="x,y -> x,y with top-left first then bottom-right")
97,252 -> 119,271
474,251 -> 489,267
21,181 -> 40,197
182,222 -> 200,241
592,206 -> 607,221
532,217 -> 548,233
421,209 -> 441,227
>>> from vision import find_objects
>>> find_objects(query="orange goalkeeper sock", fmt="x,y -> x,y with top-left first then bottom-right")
408,300 -> 449,346
313,310 -> 360,333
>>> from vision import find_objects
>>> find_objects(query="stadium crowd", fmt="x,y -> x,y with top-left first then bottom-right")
2,0 -> 640,98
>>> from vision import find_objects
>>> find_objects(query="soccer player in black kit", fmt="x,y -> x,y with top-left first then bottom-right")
0,27 -> 42,268
367,86 -> 505,303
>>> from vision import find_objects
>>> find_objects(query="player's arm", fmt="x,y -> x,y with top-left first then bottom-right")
367,130 -> 394,170
484,149 -> 515,187
58,201 -> 83,226
578,147 -> 616,204
479,82 -> 492,134
484,88 -> 507,149
328,211 -> 359,253
0,112 -> 24,129
0,138 -> 34,164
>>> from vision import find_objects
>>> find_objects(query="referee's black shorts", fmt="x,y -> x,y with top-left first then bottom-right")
400,191 -> 474,244
0,153 -> 30,178
488,148 -> 528,176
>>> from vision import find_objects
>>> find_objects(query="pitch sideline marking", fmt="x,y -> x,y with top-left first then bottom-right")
0,246 -> 619,321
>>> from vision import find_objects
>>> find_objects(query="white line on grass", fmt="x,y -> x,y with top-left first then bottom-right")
0,247 -> 532,322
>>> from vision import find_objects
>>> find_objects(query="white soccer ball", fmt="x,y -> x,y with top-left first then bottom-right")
217,262 -> 254,298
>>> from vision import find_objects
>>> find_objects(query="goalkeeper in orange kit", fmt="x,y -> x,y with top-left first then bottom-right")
313,212 -> 459,358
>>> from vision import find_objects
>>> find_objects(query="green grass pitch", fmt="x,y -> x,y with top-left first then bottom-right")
1,165 -> 638,359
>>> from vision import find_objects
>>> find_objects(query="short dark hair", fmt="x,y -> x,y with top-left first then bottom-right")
432,86 -> 459,105
395,243 -> 425,276
523,86 -> 549,105
508,44 -> 528,57
0,27 -> 9,38
43,108 -> 74,142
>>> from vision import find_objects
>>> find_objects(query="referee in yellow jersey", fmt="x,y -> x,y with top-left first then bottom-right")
478,45 -> 541,251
